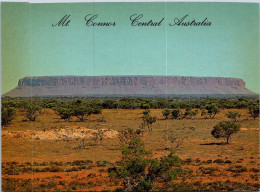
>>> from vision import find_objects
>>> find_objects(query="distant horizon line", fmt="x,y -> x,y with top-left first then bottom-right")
20,75 -> 245,80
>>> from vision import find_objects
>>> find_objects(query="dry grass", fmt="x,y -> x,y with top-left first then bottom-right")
2,108 -> 259,191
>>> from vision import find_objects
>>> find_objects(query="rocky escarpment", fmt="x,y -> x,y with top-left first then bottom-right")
3,75 -> 256,97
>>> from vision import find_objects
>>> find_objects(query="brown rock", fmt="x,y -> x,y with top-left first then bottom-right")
4,75 -> 255,97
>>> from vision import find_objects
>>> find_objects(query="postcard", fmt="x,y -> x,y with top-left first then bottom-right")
1,1 -> 259,191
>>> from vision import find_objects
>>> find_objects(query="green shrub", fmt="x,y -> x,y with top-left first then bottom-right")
65,167 -> 79,172
171,109 -> 180,119
68,181 -> 85,190
3,167 -> 20,175
226,111 -> 241,122
46,181 -> 57,189
1,106 -> 16,126
72,160 -> 89,166
205,104 -> 220,119
141,115 -> 156,132
140,103 -> 150,109
226,165 -> 247,173
73,105 -> 90,122
213,159 -> 224,164
199,167 -> 219,174
211,121 -> 240,144
224,160 -> 232,164
92,107 -> 102,114
2,178 -> 19,192
201,109 -> 206,117
248,104 -> 259,119
162,108 -> 171,119
97,160 -> 109,167
23,102 -> 41,121
54,106 -> 73,121
109,130 -> 181,191
142,110 -> 150,116
49,165 -> 64,172
166,181 -> 202,191
250,168 -> 259,173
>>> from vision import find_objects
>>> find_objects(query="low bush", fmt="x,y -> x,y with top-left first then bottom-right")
224,160 -> 232,164
198,167 -> 219,174
250,168 -> 259,173
65,167 -> 79,172
226,165 -> 247,173
97,160 -> 110,167
162,108 -> 171,119
2,178 -> 19,192
68,180 -> 89,190
213,159 -> 224,164
46,181 -> 57,189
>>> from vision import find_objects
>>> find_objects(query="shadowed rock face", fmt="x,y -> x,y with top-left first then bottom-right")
3,76 -> 256,97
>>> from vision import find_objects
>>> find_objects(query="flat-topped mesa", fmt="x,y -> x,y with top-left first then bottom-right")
4,75 -> 254,97
17,76 -> 245,87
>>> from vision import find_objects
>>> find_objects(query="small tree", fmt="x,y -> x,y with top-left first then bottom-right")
226,111 -> 241,122
171,109 -> 180,119
163,130 -> 186,151
189,110 -> 199,120
142,110 -> 150,117
118,128 -> 143,146
73,105 -> 90,122
248,104 -> 259,120
205,104 -> 220,119
1,107 -> 16,126
141,115 -> 156,132
183,107 -> 192,118
201,109 -> 206,118
54,106 -> 73,121
211,121 -> 240,144
140,103 -> 150,110
92,107 -> 102,115
162,108 -> 171,119
23,102 -> 41,121
93,129 -> 104,146
110,129 -> 181,191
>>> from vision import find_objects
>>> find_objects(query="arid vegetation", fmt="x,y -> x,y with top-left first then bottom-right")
1,96 -> 259,191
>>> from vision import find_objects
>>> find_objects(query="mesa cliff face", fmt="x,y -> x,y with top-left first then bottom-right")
17,76 -> 246,87
3,76 -> 255,97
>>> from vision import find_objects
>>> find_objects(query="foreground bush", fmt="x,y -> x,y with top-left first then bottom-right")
1,106 -> 16,126
109,129 -> 181,191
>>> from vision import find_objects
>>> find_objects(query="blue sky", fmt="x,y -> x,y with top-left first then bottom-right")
2,2 -> 259,93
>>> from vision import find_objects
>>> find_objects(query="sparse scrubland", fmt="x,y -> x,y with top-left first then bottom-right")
1,97 -> 259,191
